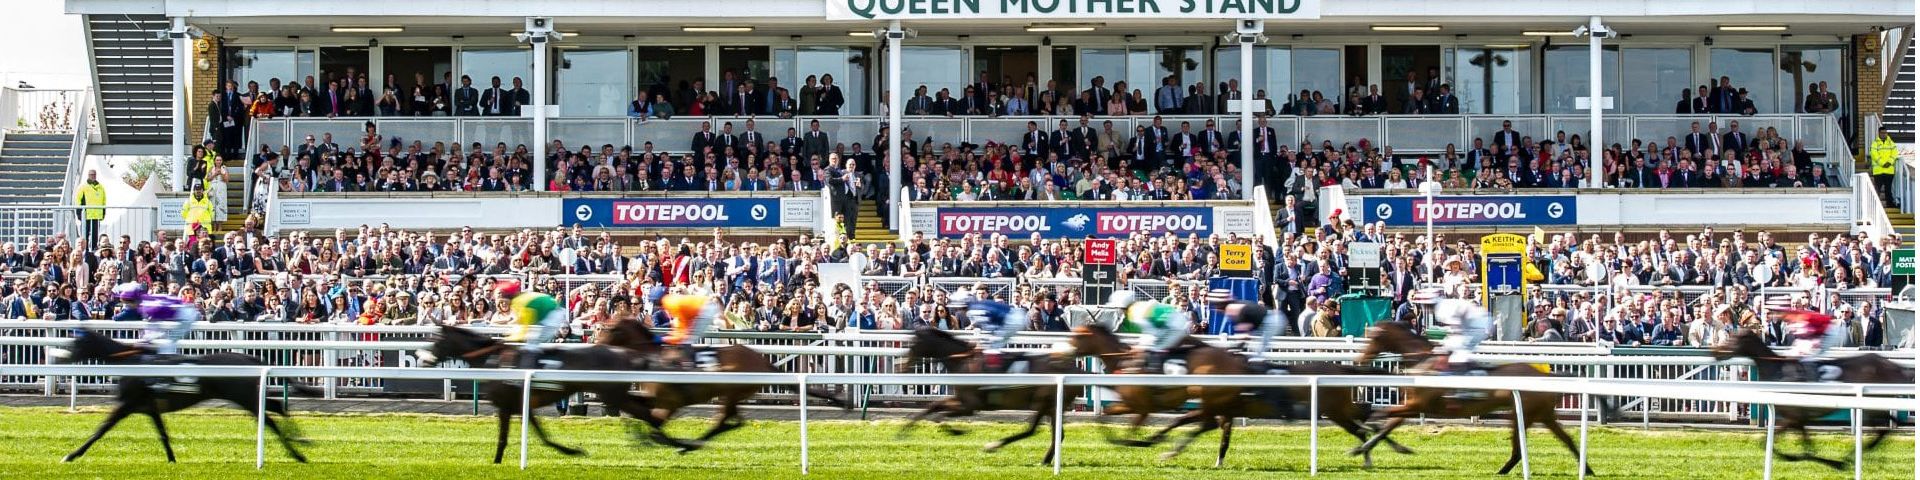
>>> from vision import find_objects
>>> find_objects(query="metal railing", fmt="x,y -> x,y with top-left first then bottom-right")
0,205 -> 160,248
56,89 -> 93,211
1854,172 -> 1896,239
0,87 -> 88,133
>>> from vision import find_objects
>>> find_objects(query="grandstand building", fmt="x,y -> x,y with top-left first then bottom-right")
11,0 -> 1909,245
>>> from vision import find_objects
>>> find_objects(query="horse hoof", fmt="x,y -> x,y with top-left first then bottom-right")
982,441 -> 1004,453
1390,444 -> 1415,455
60,455 -> 76,463
1157,451 -> 1180,462
292,455 -> 310,464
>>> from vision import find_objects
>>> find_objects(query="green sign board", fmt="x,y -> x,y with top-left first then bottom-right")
1895,249 -> 1915,276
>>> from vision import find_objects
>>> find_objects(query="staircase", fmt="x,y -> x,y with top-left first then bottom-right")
1886,35 -> 1916,143
0,133 -> 73,204
85,14 -> 174,146
1887,207 -> 1914,246
851,199 -> 894,242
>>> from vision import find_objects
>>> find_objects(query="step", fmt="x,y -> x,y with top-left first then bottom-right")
5,134 -> 70,143
3,140 -> 74,149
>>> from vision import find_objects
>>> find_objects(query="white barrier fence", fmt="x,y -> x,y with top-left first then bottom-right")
0,320 -> 1909,422
0,364 -> 1908,479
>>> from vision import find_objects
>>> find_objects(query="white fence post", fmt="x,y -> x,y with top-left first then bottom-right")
1578,392 -> 1590,480
1513,390 -> 1530,479
799,373 -> 810,475
1052,375 -> 1064,475
255,367 -> 269,469
519,370 -> 532,470
1762,405 -> 1776,480
1309,376 -> 1320,476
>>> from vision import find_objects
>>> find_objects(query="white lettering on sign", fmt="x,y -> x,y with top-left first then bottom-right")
279,202 -> 312,225
1820,197 -> 1850,222
827,0 -> 1320,20
1097,213 -> 1204,233
1415,202 -> 1527,221
614,204 -> 732,223
1349,242 -> 1381,268
943,214 -> 1051,232
780,198 -> 816,227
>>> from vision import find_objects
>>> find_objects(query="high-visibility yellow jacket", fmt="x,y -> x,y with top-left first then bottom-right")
1870,135 -> 1898,175
181,195 -> 214,227
74,182 -> 106,220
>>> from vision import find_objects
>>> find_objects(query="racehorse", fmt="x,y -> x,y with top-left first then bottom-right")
52,329 -> 317,463
1063,323 -> 1283,465
892,327 -> 1082,465
1066,323 -> 1412,467
594,319 -> 850,452
416,325 -> 694,462
1352,321 -> 1593,476
1711,328 -> 1913,470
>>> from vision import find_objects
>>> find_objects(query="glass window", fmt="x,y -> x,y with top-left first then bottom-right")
1077,47 -> 1125,95
1780,46 -> 1844,114
1450,47 -> 1532,114
1291,48 -> 1342,103
719,46 -> 771,93
228,48 -> 300,90
635,46 -> 703,113
902,45 -> 969,103
1543,45 -> 1619,114
383,46 -> 452,109
1143,46 -> 1203,101
558,49 -> 630,117
972,46 -> 1039,97
319,47 -> 370,90
1050,46 -> 1075,94
1212,46 -> 1290,108
460,48 -> 532,93
1621,48 -> 1690,114
1709,47 -> 1776,113
776,46 -> 873,115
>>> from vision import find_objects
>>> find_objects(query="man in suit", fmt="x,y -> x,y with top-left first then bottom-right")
740,119 -> 765,159
1362,84 -> 1387,115
715,122 -> 739,157
1145,116 -> 1170,169
1710,76 -> 1737,114
803,120 -> 831,162
453,75 -> 480,116
1049,119 -> 1074,160
780,127 -> 803,158
1683,122 -> 1710,157
1073,115 -> 1098,159
906,85 -> 932,116
1197,120 -> 1225,158
1084,76 -> 1111,115
1155,76 -> 1182,114
1492,120 -> 1522,152
1170,121 -> 1198,167
1429,84 -> 1460,114
930,89 -> 956,117
732,82 -> 761,117
1692,85 -> 1712,114
508,77 -> 531,116
1021,121 -> 1047,158
479,76 -> 510,116
1721,120 -> 1749,159
691,121 -> 717,156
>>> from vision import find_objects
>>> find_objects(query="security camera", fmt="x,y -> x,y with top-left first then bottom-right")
1237,19 -> 1264,35
529,35 -> 548,44
1571,26 -> 1589,37
526,17 -> 551,31
885,30 -> 906,40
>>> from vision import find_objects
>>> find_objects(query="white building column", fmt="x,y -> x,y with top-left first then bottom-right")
528,18 -> 553,190
886,20 -> 904,223
1586,16 -> 1606,188
1238,23 -> 1255,197
169,17 -> 188,192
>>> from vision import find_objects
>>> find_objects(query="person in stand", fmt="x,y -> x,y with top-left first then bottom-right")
947,291 -> 1025,371
1111,290 -> 1190,374
661,292 -> 719,370
498,280 -> 566,369
74,169 -> 106,250
1207,288 -> 1282,361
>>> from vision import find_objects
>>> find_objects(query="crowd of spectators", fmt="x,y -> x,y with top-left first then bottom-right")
0,214 -> 1900,350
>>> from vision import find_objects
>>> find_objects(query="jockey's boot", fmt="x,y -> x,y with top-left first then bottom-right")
1141,350 -> 1169,374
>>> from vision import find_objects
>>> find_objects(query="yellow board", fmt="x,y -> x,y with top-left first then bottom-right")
1479,233 -> 1526,255
1219,244 -> 1253,272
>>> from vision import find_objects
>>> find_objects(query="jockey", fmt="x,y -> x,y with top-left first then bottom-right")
1411,287 -> 1490,375
1110,291 -> 1191,374
110,282 -> 147,322
138,294 -> 199,356
661,292 -> 719,369
948,291 -> 1027,371
499,280 -> 567,369
1776,306 -> 1846,380
1207,288 -> 1282,361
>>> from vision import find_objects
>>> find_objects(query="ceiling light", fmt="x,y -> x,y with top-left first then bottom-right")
1372,25 -> 1440,32
848,31 -> 874,37
1719,25 -> 1787,32
1522,30 -> 1575,36
510,31 -> 579,38
1026,23 -> 1101,32
683,26 -> 754,33
1483,44 -> 1531,49
331,26 -> 405,33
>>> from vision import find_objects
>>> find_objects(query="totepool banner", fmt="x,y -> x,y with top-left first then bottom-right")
563,198 -> 809,229
1361,195 -> 1576,227
931,206 -> 1219,239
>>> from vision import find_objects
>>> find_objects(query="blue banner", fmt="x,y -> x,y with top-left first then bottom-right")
1361,195 -> 1576,227
563,198 -> 781,228
933,206 -> 1214,239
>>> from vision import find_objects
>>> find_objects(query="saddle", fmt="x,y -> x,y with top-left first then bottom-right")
500,350 -> 567,391
981,353 -> 1031,375
1785,360 -> 1844,383
140,355 -> 202,395
659,346 -> 721,372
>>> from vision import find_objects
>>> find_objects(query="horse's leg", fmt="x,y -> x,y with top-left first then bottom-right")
235,397 -> 310,463
1160,415 -> 1220,461
1792,422 -> 1848,470
493,411 -> 511,464
896,400 -> 947,439
143,408 -> 177,463
261,416 -> 310,463
526,410 -> 585,457
690,401 -> 746,446
1120,410 -> 1207,448
1542,418 -> 1594,476
63,402 -> 136,463
1213,415 -> 1233,468
1329,415 -> 1379,468
985,410 -> 1043,453
261,398 -> 310,444
1349,416 -> 1408,456
1495,414 -> 1525,475
1039,410 -> 1060,466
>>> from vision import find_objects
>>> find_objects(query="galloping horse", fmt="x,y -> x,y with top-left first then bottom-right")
417,325 -> 693,462
595,319 -> 849,452
1063,323 -> 1295,466
1711,328 -> 1913,470
53,329 -> 318,463
1353,321 -> 1593,476
893,327 -> 1083,465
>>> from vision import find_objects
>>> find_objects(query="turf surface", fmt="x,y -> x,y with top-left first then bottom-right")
0,406 -> 1908,479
